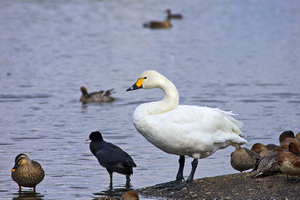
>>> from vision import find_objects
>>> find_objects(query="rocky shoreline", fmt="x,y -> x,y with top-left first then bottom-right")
138,172 -> 300,199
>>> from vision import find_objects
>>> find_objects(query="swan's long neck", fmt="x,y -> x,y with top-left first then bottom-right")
139,78 -> 179,116
161,80 -> 179,110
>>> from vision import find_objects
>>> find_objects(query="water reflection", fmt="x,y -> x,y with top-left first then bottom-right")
12,191 -> 44,200
93,185 -> 132,199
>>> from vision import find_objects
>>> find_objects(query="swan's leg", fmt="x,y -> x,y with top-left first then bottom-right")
187,159 -> 198,183
165,159 -> 198,190
154,156 -> 185,189
176,156 -> 185,181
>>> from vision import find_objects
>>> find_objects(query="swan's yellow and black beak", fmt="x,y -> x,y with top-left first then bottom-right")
126,78 -> 144,91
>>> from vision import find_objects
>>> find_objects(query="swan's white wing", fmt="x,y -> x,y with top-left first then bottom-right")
133,105 -> 246,158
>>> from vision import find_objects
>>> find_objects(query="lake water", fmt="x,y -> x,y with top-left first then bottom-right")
1,0 -> 300,199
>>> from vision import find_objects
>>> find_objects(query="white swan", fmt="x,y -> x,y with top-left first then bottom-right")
126,70 -> 247,187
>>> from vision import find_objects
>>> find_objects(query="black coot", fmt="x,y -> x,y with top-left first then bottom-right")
87,131 -> 137,185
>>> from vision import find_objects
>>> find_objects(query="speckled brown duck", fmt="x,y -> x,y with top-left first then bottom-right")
80,86 -> 115,103
143,17 -> 172,29
230,145 -> 261,172
11,153 -> 45,192
253,151 -> 281,177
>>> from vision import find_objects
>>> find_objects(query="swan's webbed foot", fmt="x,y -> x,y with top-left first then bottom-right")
154,180 -> 182,189
155,157 -> 198,190
154,180 -> 193,190
166,180 -> 193,191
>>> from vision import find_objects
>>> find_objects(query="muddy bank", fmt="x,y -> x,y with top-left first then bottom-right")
138,172 -> 300,199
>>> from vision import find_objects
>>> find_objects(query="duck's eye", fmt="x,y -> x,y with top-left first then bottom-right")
144,77 -> 147,79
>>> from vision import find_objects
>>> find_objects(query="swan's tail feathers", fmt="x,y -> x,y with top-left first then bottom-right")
214,108 -> 244,129
239,137 -> 248,145
235,120 -> 244,129
232,137 -> 248,147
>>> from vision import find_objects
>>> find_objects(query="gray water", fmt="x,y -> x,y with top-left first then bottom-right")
1,0 -> 300,199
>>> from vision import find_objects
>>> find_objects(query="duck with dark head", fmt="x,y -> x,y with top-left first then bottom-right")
80,86 -> 115,103
166,9 -> 183,20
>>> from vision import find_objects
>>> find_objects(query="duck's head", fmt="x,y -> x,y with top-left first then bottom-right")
279,130 -> 294,143
296,132 -> 300,140
86,131 -> 104,142
251,143 -> 267,153
126,70 -> 167,91
288,142 -> 300,155
121,190 -> 139,200
80,86 -> 88,95
12,153 -> 30,172
266,143 -> 279,151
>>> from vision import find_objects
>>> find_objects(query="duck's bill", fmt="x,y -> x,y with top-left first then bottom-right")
11,163 -> 19,171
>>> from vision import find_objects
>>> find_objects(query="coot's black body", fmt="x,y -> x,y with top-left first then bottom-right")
87,131 -> 137,184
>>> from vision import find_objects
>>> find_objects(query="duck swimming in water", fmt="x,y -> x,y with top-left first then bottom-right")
166,9 -> 183,20
143,17 -> 172,29
80,86 -> 115,103
126,70 -> 247,189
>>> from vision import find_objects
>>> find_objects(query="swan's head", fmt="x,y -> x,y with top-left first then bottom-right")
126,70 -> 167,91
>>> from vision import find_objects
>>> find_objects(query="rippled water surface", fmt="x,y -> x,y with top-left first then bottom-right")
1,0 -> 300,199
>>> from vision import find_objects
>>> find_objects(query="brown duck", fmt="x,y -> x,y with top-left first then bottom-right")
230,145 -> 261,172
143,17 -> 172,29
278,142 -> 300,182
11,153 -> 45,192
80,86 -> 115,103
166,9 -> 183,20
